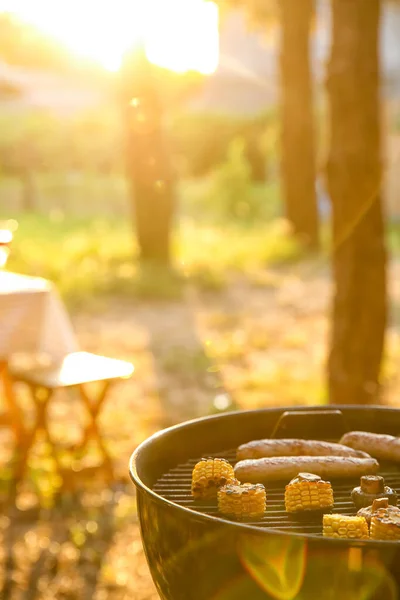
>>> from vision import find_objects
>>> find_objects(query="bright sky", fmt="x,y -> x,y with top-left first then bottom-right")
0,0 -> 219,74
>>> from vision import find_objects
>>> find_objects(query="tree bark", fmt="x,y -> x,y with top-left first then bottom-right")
327,0 -> 387,404
20,169 -> 37,212
280,0 -> 319,249
121,50 -> 175,266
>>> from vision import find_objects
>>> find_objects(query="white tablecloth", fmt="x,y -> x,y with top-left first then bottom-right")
0,271 -> 79,362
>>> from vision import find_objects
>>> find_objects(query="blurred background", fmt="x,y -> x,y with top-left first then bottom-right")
0,0 -> 400,597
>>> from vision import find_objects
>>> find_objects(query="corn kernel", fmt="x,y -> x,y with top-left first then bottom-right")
191,458 -> 236,499
285,473 -> 334,514
218,482 -> 266,520
323,514 -> 369,540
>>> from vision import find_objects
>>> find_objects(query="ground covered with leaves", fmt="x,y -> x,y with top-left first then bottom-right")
1,259 -> 400,599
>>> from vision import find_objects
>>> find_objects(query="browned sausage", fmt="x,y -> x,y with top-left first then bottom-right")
340,431 -> 400,462
234,456 -> 379,483
237,438 -> 371,460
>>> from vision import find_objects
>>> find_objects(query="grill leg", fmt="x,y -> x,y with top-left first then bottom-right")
77,382 -> 114,481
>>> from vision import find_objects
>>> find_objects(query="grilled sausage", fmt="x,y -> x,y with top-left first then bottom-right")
234,456 -> 379,483
237,439 -> 371,460
340,431 -> 400,462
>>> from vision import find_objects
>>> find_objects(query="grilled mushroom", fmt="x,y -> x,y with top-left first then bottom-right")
351,475 -> 397,510
358,497 -> 393,525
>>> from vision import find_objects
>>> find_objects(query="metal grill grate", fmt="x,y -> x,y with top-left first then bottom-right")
153,449 -> 400,535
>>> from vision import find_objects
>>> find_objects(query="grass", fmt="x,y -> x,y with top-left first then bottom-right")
2,167 -> 302,305
5,211 -> 302,306
5,211 -> 400,308
4,160 -> 400,309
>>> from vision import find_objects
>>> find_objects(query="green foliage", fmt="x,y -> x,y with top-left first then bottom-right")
208,137 -> 259,220
180,140 -> 281,224
388,223 -> 400,254
0,107 -> 278,181
67,110 -> 123,172
169,111 -> 275,177
0,109 -> 124,175
170,113 -> 242,176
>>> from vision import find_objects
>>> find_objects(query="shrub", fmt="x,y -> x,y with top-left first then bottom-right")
205,137 -> 280,223
208,137 -> 253,219
168,110 -> 276,178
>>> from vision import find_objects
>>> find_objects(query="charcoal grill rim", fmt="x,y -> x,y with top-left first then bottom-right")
130,405 -> 400,548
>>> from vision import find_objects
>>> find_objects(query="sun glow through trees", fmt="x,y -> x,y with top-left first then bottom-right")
0,0 -> 219,74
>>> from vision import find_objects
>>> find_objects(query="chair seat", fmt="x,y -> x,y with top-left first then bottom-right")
10,352 -> 134,389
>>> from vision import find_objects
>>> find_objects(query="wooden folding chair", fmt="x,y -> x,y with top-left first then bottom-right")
0,360 -> 25,438
9,352 -> 134,484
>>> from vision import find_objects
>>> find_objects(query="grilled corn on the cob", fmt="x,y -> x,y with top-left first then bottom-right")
191,458 -> 235,499
369,499 -> 400,540
284,472 -> 334,514
218,482 -> 266,519
323,514 -> 369,539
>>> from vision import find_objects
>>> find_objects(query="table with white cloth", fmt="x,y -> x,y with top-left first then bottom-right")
0,271 -> 79,440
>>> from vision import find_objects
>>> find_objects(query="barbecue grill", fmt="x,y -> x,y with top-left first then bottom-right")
130,406 -> 400,600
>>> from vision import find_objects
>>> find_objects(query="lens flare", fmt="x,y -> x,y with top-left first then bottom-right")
238,534 -> 306,600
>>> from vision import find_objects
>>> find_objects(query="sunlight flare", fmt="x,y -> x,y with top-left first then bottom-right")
0,0 -> 219,74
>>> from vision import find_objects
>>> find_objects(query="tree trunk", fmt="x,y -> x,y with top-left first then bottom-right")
327,0 -> 387,404
20,169 -> 37,212
244,128 -> 267,183
121,50 -> 175,266
280,0 -> 319,249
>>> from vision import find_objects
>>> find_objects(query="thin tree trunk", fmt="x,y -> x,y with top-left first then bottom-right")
20,169 -> 37,212
327,0 -> 387,404
121,50 -> 175,266
280,0 -> 319,249
244,127 -> 266,183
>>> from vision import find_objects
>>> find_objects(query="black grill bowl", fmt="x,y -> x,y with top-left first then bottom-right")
130,406 -> 400,600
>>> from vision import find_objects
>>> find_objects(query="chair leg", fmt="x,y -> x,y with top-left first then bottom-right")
78,382 -> 110,447
13,387 -> 63,488
78,382 -> 114,481
13,386 -> 51,482
34,387 -> 64,482
0,361 -> 26,442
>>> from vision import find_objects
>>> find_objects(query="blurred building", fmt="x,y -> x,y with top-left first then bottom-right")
188,1 -> 400,219
190,0 -> 400,115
